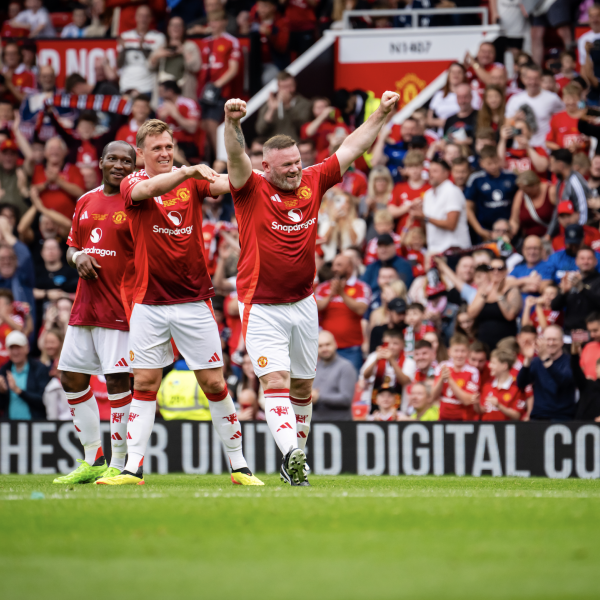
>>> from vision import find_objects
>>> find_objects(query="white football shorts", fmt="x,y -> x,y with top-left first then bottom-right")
58,325 -> 132,375
239,294 -> 318,379
128,300 -> 223,371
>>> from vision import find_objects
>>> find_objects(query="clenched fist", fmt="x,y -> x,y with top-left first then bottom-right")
225,98 -> 247,122
379,91 -> 400,116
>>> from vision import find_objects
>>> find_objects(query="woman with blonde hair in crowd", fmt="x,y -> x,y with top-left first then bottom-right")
38,327 -> 64,376
477,85 -> 506,133
318,189 -> 366,262
360,165 -> 394,237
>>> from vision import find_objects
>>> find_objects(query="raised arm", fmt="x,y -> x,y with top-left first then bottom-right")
129,164 -> 218,201
335,91 -> 399,175
223,98 -> 253,189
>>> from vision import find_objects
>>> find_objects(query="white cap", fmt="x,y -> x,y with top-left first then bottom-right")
5,331 -> 28,348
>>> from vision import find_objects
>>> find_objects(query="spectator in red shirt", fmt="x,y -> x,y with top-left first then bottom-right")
552,200 -> 600,252
498,119 -> 549,177
412,338 -> 436,383
477,348 -> 526,421
0,289 -> 29,367
252,0 -> 291,85
157,80 -> 200,161
464,42 -> 504,96
388,150 -> 429,234
554,51 -> 579,95
1,2 -> 29,39
315,253 -> 371,372
116,95 -> 152,148
30,138 -> 84,220
300,98 -> 349,153
468,340 -> 491,388
522,283 -> 563,334
546,82 -> 589,154
198,10 -> 241,159
580,312 -> 600,379
0,42 -> 36,106
432,333 -> 480,421
285,0 -> 317,55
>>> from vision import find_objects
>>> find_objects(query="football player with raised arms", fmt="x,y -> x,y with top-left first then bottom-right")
224,91 -> 400,485
54,140 -> 137,485
96,119 -> 263,486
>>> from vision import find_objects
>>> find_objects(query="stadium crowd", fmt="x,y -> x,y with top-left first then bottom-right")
0,0 -> 600,425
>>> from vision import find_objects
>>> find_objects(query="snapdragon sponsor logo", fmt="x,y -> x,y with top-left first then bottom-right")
84,247 -> 116,257
272,218 -> 316,233
153,224 -> 194,236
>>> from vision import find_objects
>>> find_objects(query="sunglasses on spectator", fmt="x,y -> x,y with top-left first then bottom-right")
490,266 -> 506,272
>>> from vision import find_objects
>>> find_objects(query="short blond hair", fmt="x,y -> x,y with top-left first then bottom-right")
136,119 -> 173,149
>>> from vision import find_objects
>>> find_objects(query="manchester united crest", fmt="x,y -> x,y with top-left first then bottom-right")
177,188 -> 191,202
296,185 -> 312,200
113,211 -> 127,224
257,356 -> 268,368
130,350 -> 135,362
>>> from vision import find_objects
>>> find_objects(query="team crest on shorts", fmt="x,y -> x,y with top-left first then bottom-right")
113,211 -> 127,224
177,188 -> 191,202
257,356 -> 268,368
130,350 -> 135,362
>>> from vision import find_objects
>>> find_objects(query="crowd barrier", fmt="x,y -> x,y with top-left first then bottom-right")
1,421 -> 599,478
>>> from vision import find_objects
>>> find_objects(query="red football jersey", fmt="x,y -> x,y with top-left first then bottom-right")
529,306 -> 563,334
116,120 -> 139,146
315,277 -> 371,349
300,116 -> 350,153
67,186 -> 135,330
504,147 -> 548,178
390,181 -> 430,232
32,162 -> 84,220
480,376 -> 526,421
231,154 -> 342,304
1,64 -> 36,98
546,111 -> 589,152
434,360 -> 480,421
164,97 -> 200,145
198,33 -> 241,99
121,168 -> 215,305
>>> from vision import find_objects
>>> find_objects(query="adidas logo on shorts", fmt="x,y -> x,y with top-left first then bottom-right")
208,353 -> 221,363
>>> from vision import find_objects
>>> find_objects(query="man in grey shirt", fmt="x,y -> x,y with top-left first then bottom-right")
312,331 -> 357,421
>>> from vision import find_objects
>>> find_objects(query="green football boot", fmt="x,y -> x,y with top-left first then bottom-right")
53,458 -> 108,484
95,466 -> 121,481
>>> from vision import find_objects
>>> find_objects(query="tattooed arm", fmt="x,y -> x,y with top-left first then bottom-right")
497,286 -> 523,322
224,98 -> 253,189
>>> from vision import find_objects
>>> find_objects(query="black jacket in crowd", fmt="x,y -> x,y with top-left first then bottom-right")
0,359 -> 51,420
571,353 -> 600,421
551,271 -> 600,333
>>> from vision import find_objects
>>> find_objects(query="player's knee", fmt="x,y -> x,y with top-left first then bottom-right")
133,369 -> 162,392
105,373 -> 131,395
260,370 -> 290,391
196,368 -> 226,395
60,371 -> 89,394
290,379 -> 313,399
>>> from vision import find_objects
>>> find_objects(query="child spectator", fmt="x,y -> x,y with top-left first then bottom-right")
61,5 -> 88,38
368,386 -> 400,421
477,349 -> 526,421
403,303 -> 435,357
388,150 -> 430,234
499,119 -> 549,177
477,85 -> 505,133
412,339 -> 437,383
522,283 -> 562,334
546,82 -> 589,154
432,333 -> 480,421
554,51 -> 580,95
360,328 -> 416,412
541,71 -> 559,94
468,340 -> 490,388
363,210 -> 401,266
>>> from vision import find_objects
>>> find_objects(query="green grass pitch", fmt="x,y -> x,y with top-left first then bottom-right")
1,474 -> 599,600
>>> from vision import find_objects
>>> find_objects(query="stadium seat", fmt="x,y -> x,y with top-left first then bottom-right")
50,12 -> 72,32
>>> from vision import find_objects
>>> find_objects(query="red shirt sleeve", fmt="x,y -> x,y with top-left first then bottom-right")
191,178 -> 213,200
230,171 -> 261,208
315,153 -> 342,198
121,171 -> 149,208
67,202 -> 82,248
314,282 -> 330,301
546,116 -> 557,144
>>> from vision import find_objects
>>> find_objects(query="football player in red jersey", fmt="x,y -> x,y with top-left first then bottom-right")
223,91 -> 399,485
100,119 -> 262,486
54,141 -> 137,485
